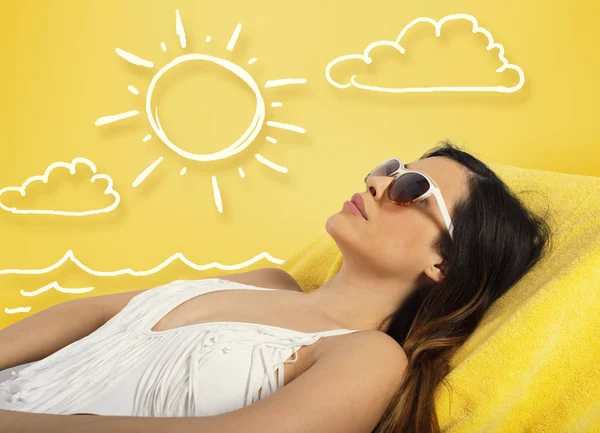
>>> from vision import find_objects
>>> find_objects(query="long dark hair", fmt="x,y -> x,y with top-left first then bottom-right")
372,140 -> 553,433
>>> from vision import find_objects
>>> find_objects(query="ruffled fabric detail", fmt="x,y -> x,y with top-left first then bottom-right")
0,278 -> 357,417
0,323 -> 153,413
132,323 -> 322,417
0,279 -> 191,414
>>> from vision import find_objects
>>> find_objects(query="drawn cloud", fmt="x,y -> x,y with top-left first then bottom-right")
0,157 -> 120,216
325,13 -> 525,93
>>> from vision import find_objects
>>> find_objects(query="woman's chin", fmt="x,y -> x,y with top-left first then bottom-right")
325,210 -> 360,238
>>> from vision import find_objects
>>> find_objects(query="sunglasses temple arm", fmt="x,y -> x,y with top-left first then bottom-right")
432,189 -> 454,239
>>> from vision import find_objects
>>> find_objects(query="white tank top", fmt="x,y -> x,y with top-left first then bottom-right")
0,278 -> 360,417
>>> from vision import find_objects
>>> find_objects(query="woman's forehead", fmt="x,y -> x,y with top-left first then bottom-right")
407,157 -> 468,207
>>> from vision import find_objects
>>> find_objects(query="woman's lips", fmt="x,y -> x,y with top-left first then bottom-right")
351,193 -> 368,219
343,201 -> 366,219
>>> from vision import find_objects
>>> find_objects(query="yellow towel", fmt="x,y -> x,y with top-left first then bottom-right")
280,163 -> 600,433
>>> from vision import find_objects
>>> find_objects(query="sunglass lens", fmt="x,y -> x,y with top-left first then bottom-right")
390,172 -> 430,204
364,159 -> 400,182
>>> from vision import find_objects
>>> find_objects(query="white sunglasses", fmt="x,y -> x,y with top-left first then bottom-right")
364,158 -> 455,240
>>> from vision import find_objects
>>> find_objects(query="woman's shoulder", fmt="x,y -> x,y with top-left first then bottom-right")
319,329 -> 408,367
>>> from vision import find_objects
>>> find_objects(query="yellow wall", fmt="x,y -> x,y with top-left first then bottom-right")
0,0 -> 598,327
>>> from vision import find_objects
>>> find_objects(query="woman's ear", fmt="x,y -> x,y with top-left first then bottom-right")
423,259 -> 446,283
437,259 -> 448,275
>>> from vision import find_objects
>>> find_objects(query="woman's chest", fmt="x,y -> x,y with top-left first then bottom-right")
149,288 -> 342,390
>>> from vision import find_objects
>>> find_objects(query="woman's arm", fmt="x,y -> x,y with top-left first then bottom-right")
0,268 -> 298,371
0,331 -> 408,433
0,410 -> 193,433
0,299 -> 109,370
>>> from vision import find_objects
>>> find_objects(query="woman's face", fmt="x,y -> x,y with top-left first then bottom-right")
326,156 -> 470,285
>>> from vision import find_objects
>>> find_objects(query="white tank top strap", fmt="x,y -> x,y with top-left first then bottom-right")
317,328 -> 361,337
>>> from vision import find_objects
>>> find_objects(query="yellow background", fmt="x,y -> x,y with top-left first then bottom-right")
1,0 -> 598,327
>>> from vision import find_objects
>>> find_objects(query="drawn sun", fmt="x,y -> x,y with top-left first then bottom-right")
95,9 -> 306,213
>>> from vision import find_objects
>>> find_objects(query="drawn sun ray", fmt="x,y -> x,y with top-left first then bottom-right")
115,48 -> 154,68
266,120 -> 306,134
132,157 -> 163,188
227,23 -> 242,51
95,110 -> 139,126
255,154 -> 288,173
95,9 -> 306,213
212,175 -> 223,213
264,78 -> 307,88
175,9 -> 187,49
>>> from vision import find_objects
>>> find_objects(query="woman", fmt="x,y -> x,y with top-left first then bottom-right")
0,140 -> 552,433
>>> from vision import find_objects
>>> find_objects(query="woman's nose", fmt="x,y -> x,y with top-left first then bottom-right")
365,175 -> 394,202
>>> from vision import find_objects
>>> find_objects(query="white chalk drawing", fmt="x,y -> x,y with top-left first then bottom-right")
146,54 -> 267,163
94,9 -> 306,213
265,78 -> 308,88
255,154 -> 288,173
175,9 -> 186,49
4,282 -> 93,315
325,13 -> 525,93
19,281 -> 95,296
95,110 -> 139,126
4,306 -> 32,314
227,23 -> 242,51
266,121 -> 306,134
115,48 -> 154,68
0,250 -> 284,278
212,175 -> 223,213
0,157 -> 120,216
132,157 -> 163,188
